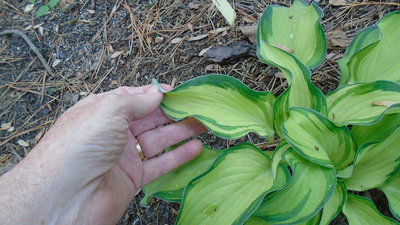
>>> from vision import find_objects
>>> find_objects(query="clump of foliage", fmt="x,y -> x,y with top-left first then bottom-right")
144,0 -> 400,224
29,0 -> 61,17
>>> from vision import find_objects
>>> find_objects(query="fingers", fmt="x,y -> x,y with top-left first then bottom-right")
129,108 -> 173,136
142,140 -> 203,185
137,118 -> 207,158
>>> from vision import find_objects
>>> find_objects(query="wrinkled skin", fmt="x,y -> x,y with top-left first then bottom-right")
0,85 -> 206,225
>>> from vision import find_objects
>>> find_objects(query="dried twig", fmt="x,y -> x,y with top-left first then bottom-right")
0,30 -> 53,75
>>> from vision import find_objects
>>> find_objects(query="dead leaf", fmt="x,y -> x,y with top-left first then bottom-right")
7,127 -> 15,132
199,46 -> 213,56
188,2 -> 200,9
111,50 -> 124,59
239,25 -> 257,44
187,34 -> 209,41
17,139 -> 29,147
87,9 -> 95,14
327,30 -> 351,48
272,44 -> 294,53
372,101 -> 397,107
206,41 -> 255,63
0,122 -> 12,131
209,26 -> 230,35
329,0 -> 348,6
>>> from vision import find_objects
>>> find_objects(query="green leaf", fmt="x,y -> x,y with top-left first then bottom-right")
36,5 -> 50,17
345,127 -> 400,191
48,0 -> 60,8
343,194 -> 399,225
256,40 -> 327,136
340,11 -> 400,84
140,145 -> 219,206
326,81 -> 400,125
244,216 -> 269,225
254,150 -> 336,224
176,143 -> 275,225
282,107 -> 356,169
380,174 -> 400,220
338,26 -> 381,86
319,182 -> 347,225
258,0 -> 326,68
159,75 -> 276,139
352,113 -> 400,146
271,140 -> 291,179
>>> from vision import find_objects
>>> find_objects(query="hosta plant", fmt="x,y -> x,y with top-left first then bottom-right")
142,1 -> 400,224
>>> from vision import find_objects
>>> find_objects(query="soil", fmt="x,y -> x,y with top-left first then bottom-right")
1,0 -> 399,224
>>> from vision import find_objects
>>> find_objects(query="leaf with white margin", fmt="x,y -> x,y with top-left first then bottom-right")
342,11 -> 400,84
258,0 -> 326,68
343,194 -> 399,225
380,173 -> 400,220
319,182 -> 347,225
257,40 -> 327,137
327,80 -> 400,125
141,145 -> 219,206
158,75 -> 276,139
345,127 -> 400,191
282,107 -> 356,169
338,25 -> 381,86
253,150 -> 336,225
352,113 -> 400,146
176,143 -> 275,225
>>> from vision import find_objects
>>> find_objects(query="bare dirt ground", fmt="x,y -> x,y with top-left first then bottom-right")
1,0 -> 399,224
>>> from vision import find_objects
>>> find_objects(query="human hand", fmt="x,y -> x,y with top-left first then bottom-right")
0,85 -> 207,225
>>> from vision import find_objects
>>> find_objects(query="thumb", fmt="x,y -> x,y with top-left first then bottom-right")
103,85 -> 164,121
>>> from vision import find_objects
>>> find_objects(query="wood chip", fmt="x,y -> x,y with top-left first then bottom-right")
110,50 -> 124,59
188,2 -> 200,9
171,37 -> 183,44
17,139 -> 29,147
239,25 -> 257,43
275,72 -> 286,78
24,4 -> 34,12
0,122 -> 12,131
187,23 -> 194,33
372,101 -> 397,107
329,0 -> 348,6
52,59 -> 62,67
209,26 -> 230,34
155,36 -> 164,44
199,46 -> 212,56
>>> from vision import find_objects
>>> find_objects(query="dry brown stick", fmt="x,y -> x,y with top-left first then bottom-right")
0,30 -> 53,75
